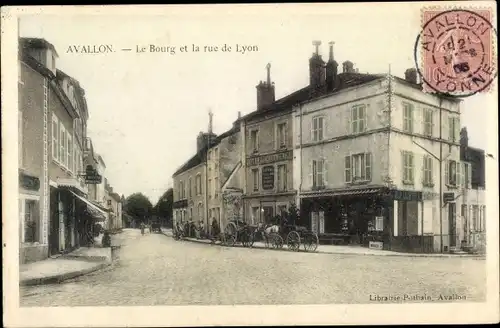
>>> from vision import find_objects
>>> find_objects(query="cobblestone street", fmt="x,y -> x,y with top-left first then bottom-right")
20,229 -> 486,306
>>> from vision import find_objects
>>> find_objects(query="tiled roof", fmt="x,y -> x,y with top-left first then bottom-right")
242,72 -> 383,122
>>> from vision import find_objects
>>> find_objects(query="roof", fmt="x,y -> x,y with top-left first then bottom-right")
172,125 -> 240,177
242,72 -> 383,122
19,37 -> 59,57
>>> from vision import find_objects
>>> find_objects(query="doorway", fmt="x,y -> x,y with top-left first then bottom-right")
448,203 -> 457,247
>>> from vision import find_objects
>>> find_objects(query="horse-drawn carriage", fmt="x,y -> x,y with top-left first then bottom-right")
151,221 -> 162,233
220,219 -> 254,247
248,217 -> 319,252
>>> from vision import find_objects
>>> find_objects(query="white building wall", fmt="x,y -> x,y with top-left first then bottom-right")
297,78 -> 391,192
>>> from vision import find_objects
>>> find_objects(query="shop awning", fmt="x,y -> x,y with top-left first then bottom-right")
57,177 -> 88,195
68,190 -> 107,221
301,187 -> 384,199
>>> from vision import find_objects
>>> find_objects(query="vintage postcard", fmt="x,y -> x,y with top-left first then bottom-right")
2,3 -> 499,327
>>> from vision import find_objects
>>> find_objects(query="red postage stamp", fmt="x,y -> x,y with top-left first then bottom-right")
416,7 -> 497,97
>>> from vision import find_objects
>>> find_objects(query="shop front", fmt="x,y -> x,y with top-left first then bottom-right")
300,187 -> 389,247
244,193 -> 297,225
300,187 -> 434,253
48,179 -> 106,255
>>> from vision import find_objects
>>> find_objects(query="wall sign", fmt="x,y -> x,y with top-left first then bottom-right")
390,190 -> 423,202
247,150 -> 292,166
19,172 -> 40,191
261,165 -> 275,190
443,192 -> 455,203
84,165 -> 102,184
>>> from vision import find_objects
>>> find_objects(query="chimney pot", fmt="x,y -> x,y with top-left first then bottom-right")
404,68 -> 418,84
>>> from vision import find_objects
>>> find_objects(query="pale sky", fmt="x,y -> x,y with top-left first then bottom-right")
19,4 -> 495,204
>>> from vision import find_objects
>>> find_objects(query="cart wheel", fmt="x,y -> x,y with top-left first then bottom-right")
303,232 -> 319,252
226,233 -> 236,247
272,234 -> 284,249
286,231 -> 301,252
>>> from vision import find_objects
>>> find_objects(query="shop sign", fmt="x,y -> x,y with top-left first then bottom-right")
84,165 -> 102,184
369,241 -> 383,250
391,190 -> 423,202
19,172 -> 40,191
443,192 -> 455,203
247,150 -> 292,166
261,165 -> 275,190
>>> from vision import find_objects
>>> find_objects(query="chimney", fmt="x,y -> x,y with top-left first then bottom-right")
404,68 -> 418,84
342,61 -> 355,73
325,41 -> 339,92
309,40 -> 326,90
237,111 -> 241,120
256,63 -> 275,111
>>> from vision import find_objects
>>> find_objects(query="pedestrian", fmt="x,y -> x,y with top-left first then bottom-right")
199,220 -> 205,239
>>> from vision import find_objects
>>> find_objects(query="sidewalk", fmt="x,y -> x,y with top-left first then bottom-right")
160,228 -> 484,259
20,240 -> 113,287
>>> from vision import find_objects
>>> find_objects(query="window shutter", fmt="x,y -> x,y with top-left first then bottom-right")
323,159 -> 328,187
362,104 -> 368,132
346,108 -> 351,135
19,198 -> 25,243
323,115 -> 328,140
308,161 -> 313,188
365,153 -> 372,181
467,163 -> 472,189
454,117 -> 460,144
344,155 -> 351,183
444,160 -> 449,185
284,123 -> 288,148
310,119 -> 314,142
410,152 -> 415,183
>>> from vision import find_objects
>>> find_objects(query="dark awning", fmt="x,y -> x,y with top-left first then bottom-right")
300,187 -> 384,199
69,190 -> 107,221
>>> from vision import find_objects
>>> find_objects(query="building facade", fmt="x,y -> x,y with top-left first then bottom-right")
207,120 -> 243,230
172,137 -> 209,230
19,37 -> 108,263
241,65 -> 298,224
294,42 -> 484,253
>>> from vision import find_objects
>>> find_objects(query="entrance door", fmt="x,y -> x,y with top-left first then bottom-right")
449,203 -> 457,247
48,188 -> 59,256
262,206 -> 274,224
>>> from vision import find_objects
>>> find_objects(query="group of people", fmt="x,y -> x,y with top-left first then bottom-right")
174,217 -> 221,240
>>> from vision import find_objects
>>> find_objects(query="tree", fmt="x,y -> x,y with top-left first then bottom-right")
124,193 -> 153,222
154,188 -> 173,222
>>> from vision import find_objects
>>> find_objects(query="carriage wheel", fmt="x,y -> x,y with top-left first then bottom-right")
286,231 -> 301,252
303,232 -> 319,252
272,234 -> 284,249
224,222 -> 237,247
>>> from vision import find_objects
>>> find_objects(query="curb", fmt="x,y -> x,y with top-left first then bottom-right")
20,262 -> 111,286
161,231 -> 484,259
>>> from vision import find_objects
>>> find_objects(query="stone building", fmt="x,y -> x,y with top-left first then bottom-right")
240,63 -> 298,224
19,37 -> 106,262
293,41 -> 486,253
172,131 -> 215,229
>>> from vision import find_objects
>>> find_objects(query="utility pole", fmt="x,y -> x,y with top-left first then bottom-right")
412,98 -> 448,253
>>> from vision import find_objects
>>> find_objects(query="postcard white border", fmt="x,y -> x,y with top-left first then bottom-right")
2,3 -> 499,327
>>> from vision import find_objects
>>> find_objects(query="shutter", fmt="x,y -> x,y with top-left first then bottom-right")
420,154 -> 425,184
308,160 -> 313,188
323,115 -> 328,140
454,117 -> 460,144
401,151 -> 405,182
19,198 -> 25,243
365,153 -> 372,181
345,107 -> 351,135
467,163 -> 472,189
410,152 -> 415,183
323,159 -> 328,187
344,155 -> 351,183
441,112 -> 448,141
444,160 -> 449,185
419,107 -> 424,135
310,118 -> 314,142
363,104 -> 368,132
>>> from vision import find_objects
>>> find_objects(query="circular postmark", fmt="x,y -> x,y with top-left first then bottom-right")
414,8 -> 497,98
